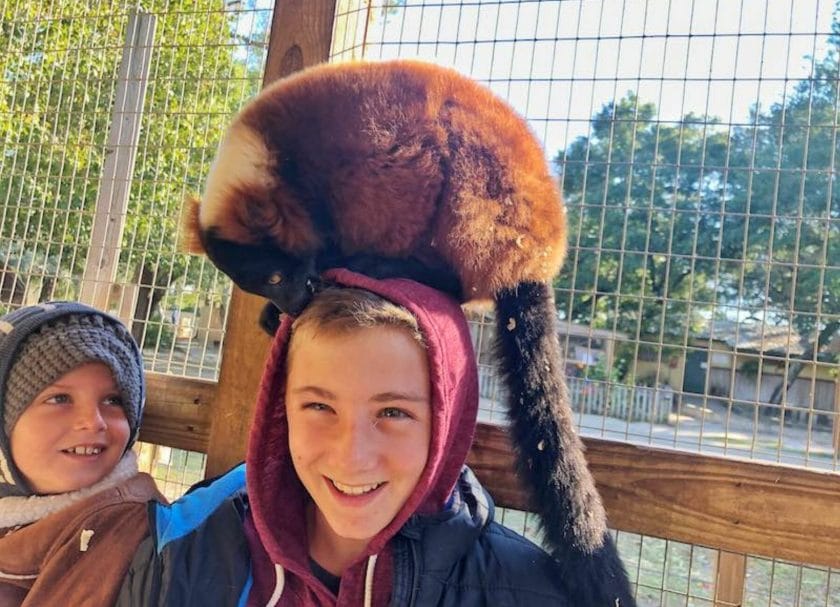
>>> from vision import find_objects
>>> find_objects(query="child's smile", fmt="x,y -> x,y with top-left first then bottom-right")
61,444 -> 106,456
328,478 -> 385,497
285,326 -> 431,566
10,362 -> 130,494
324,477 -> 388,508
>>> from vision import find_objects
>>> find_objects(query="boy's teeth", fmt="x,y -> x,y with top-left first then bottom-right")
331,480 -> 382,495
65,446 -> 103,455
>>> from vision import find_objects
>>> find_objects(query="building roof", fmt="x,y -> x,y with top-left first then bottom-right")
697,319 -> 808,356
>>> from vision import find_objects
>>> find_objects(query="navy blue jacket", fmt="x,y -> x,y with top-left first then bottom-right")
116,465 -> 570,606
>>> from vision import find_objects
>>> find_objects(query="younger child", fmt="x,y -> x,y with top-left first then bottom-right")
0,302 -> 164,606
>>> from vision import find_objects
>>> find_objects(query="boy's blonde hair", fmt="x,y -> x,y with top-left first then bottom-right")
289,287 -> 426,352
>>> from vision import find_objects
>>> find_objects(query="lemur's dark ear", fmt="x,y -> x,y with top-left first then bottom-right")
258,302 -> 282,336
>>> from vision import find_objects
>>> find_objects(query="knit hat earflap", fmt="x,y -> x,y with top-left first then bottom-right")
0,302 -> 144,497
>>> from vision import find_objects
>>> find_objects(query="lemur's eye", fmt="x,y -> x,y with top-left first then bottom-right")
267,272 -> 282,285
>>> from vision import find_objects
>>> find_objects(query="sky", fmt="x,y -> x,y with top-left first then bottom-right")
338,0 -> 838,155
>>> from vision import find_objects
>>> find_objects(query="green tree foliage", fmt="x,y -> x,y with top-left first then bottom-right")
0,2 -> 124,300
730,43 -> 839,340
121,0 -> 263,339
730,17 -> 840,401
556,93 -> 731,344
556,7 -> 839,395
0,0 -> 264,339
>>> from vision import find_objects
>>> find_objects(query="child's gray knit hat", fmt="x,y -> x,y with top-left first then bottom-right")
0,302 -> 144,497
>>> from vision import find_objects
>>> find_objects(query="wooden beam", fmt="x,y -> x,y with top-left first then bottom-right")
202,290 -> 270,478
262,0 -> 338,84
203,0 -> 338,478
467,423 -> 840,570
833,379 -> 839,454
139,372 -> 215,452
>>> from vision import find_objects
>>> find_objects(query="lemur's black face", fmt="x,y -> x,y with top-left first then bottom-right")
202,229 -> 318,315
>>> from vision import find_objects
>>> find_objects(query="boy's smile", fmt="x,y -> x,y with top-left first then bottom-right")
285,325 -> 431,568
329,478 -> 384,496
324,476 -> 386,506
61,444 -> 106,455
10,362 -> 130,494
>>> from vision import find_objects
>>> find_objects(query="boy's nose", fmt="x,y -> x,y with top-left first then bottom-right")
335,417 -> 377,468
74,402 -> 107,431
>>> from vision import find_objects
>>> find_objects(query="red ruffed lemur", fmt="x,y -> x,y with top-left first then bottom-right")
184,59 -> 635,607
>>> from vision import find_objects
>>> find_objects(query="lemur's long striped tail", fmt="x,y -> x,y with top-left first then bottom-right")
494,281 -> 636,607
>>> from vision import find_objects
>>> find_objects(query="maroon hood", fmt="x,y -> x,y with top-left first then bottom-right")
246,269 -> 479,605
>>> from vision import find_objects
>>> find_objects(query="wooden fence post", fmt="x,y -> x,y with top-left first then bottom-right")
79,11 -> 155,314
714,551 -> 746,607
204,0 -> 338,479
834,378 -> 840,455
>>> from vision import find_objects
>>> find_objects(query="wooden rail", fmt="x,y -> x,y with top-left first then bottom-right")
138,373 -> 214,453
468,422 -> 840,571
145,372 -> 840,571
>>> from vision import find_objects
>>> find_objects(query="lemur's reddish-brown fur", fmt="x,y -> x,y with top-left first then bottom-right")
182,196 -> 204,254
185,60 -> 636,607
185,59 -> 566,302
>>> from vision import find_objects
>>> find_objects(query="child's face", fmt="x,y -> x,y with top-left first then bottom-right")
10,362 -> 130,494
286,325 -> 431,549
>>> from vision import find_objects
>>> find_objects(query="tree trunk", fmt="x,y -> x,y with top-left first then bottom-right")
37,275 -> 55,303
131,263 -> 169,346
768,319 -> 840,407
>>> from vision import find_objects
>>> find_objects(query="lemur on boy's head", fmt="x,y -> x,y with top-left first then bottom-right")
183,59 -> 635,607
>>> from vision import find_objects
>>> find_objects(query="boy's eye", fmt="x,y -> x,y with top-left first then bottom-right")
379,407 -> 412,420
303,402 -> 332,413
103,395 -> 123,407
44,393 -> 71,405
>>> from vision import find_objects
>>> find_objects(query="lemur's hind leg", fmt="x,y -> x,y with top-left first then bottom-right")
258,302 -> 283,336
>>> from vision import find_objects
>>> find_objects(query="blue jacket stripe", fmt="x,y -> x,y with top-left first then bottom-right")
237,571 -> 254,607
154,464 -> 247,552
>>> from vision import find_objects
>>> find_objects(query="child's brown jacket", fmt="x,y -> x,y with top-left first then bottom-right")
0,471 -> 162,607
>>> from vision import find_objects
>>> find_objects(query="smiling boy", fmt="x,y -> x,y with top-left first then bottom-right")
0,302 -> 164,606
120,269 -> 573,606
285,319 -> 432,580
9,361 -> 132,495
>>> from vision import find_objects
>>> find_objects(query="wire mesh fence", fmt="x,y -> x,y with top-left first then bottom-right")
333,0 -> 840,474
2,1 -> 836,467
492,506 -> 840,607
742,557 -> 840,607
136,440 -> 205,501
2,1 -> 839,604
0,0 -> 273,380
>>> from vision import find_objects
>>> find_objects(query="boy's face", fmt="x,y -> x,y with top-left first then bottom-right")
286,325 -> 431,549
10,362 -> 130,494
